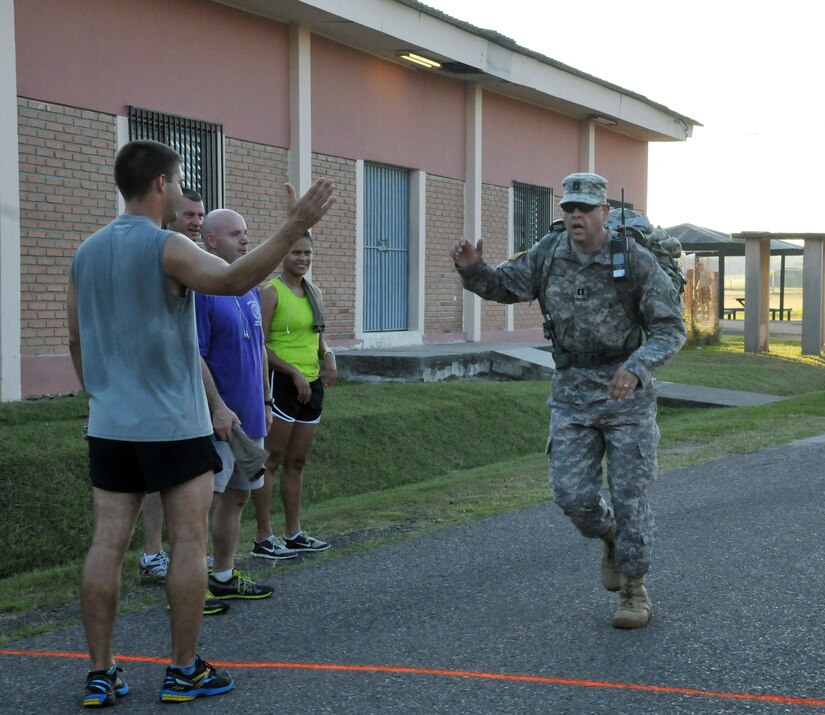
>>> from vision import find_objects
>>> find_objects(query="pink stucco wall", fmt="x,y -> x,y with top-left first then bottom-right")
595,128 -> 648,212
15,0 -> 290,147
311,37 -> 466,178
482,90 -> 580,189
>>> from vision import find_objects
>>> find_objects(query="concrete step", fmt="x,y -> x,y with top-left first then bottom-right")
653,380 -> 787,408
335,343 -> 554,383
335,344 -> 787,409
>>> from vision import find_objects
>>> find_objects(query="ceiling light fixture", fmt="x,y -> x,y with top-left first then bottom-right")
587,114 -> 618,127
399,52 -> 442,69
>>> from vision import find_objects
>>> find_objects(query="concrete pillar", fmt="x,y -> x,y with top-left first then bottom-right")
0,0 -> 22,402
580,121 -> 596,172
505,186 -> 514,332
743,237 -> 770,353
409,170 -> 426,337
801,237 -> 825,356
463,83 -> 482,342
354,159 -> 364,338
289,24 -> 312,195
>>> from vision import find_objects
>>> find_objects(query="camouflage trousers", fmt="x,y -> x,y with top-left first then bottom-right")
548,394 -> 660,578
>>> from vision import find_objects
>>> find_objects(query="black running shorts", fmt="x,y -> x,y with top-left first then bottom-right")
88,436 -> 222,493
269,371 -> 324,424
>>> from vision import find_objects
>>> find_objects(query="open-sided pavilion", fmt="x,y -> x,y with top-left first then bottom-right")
734,232 -> 825,355
667,224 -> 803,325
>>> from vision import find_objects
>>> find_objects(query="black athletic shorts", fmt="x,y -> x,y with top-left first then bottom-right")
87,436 -> 222,494
269,370 -> 324,423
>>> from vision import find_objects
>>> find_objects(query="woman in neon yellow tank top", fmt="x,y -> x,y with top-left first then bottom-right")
250,232 -> 337,556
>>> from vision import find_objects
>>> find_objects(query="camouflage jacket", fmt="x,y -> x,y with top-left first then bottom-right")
456,229 -> 686,405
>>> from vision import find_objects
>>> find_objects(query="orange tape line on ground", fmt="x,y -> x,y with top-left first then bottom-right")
2,649 -> 824,708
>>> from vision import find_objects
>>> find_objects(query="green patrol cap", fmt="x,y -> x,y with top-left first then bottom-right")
560,173 -> 608,206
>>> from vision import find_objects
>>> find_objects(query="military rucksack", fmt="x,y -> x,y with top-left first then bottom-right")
605,207 -> 686,299
533,211 -> 685,325
528,212 -> 684,355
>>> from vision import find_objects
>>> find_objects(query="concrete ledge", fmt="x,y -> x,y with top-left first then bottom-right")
334,343 -> 788,410
335,345 -> 554,383
654,380 -> 788,408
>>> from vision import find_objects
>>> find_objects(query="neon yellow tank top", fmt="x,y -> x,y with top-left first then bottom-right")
266,277 -> 320,381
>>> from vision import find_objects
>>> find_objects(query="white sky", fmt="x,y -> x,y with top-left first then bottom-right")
423,0 -> 823,234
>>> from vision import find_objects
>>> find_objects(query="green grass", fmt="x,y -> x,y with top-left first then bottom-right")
657,336 -> 825,395
2,335 -> 825,644
0,382 -> 550,581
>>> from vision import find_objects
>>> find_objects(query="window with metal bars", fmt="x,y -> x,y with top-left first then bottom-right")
513,181 -> 553,252
128,106 -> 224,212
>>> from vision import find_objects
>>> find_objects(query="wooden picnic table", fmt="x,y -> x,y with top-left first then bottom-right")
722,298 -> 791,320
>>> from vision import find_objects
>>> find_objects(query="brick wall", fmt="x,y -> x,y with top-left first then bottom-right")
224,138 -> 288,248
17,99 -> 118,357
512,296 -> 541,332
425,175 -> 464,336
311,154 -> 357,340
480,184 -> 509,330
224,145 -> 356,340
15,104 -> 545,381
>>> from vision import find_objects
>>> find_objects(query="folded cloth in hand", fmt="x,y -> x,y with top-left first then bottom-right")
230,424 -> 269,482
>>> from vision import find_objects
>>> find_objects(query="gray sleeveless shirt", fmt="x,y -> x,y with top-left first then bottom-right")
71,214 -> 211,441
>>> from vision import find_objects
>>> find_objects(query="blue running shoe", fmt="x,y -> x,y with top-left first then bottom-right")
83,664 -> 128,707
159,655 -> 233,703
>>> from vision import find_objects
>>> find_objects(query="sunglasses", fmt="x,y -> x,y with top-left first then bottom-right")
561,202 -> 602,214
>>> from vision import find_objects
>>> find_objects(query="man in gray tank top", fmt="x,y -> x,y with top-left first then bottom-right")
67,140 -> 335,706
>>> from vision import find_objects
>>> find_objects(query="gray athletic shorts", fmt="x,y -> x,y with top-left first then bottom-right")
212,437 -> 265,493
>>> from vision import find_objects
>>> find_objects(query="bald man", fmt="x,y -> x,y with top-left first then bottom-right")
195,209 -> 278,602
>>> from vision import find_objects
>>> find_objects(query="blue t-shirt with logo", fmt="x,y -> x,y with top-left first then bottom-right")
195,289 -> 267,439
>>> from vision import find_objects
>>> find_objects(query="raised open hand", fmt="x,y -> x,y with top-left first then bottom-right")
450,238 -> 484,269
285,179 -> 336,230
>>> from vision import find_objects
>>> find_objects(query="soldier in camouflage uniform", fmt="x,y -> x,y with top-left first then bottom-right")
451,173 -> 685,628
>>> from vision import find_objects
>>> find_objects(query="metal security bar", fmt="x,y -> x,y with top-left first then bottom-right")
513,181 -> 553,252
128,107 -> 224,212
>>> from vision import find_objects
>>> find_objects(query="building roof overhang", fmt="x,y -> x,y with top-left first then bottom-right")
213,0 -> 700,143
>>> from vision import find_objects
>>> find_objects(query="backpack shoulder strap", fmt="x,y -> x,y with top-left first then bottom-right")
533,223 -> 565,317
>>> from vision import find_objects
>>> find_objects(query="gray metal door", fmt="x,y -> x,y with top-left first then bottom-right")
364,163 -> 409,332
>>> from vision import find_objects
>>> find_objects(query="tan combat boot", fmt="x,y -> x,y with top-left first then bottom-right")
600,524 -> 620,592
612,575 -> 653,629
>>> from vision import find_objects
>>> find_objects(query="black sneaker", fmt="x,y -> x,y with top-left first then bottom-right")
83,664 -> 129,707
204,589 -> 230,615
208,568 -> 274,600
251,535 -> 298,560
159,655 -> 233,703
284,530 -> 331,552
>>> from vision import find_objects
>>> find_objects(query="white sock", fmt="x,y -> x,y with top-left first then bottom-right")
212,568 -> 234,582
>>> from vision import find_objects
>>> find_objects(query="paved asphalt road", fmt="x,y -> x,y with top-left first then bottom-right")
3,435 -> 825,714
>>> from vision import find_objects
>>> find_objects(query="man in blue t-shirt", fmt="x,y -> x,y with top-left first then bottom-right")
196,209 -> 288,601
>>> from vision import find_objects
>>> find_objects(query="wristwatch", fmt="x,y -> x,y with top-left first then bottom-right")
264,398 -> 275,409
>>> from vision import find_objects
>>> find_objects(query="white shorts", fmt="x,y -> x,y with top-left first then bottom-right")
212,437 -> 265,493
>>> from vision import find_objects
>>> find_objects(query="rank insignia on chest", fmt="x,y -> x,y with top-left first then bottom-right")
576,287 -> 587,300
